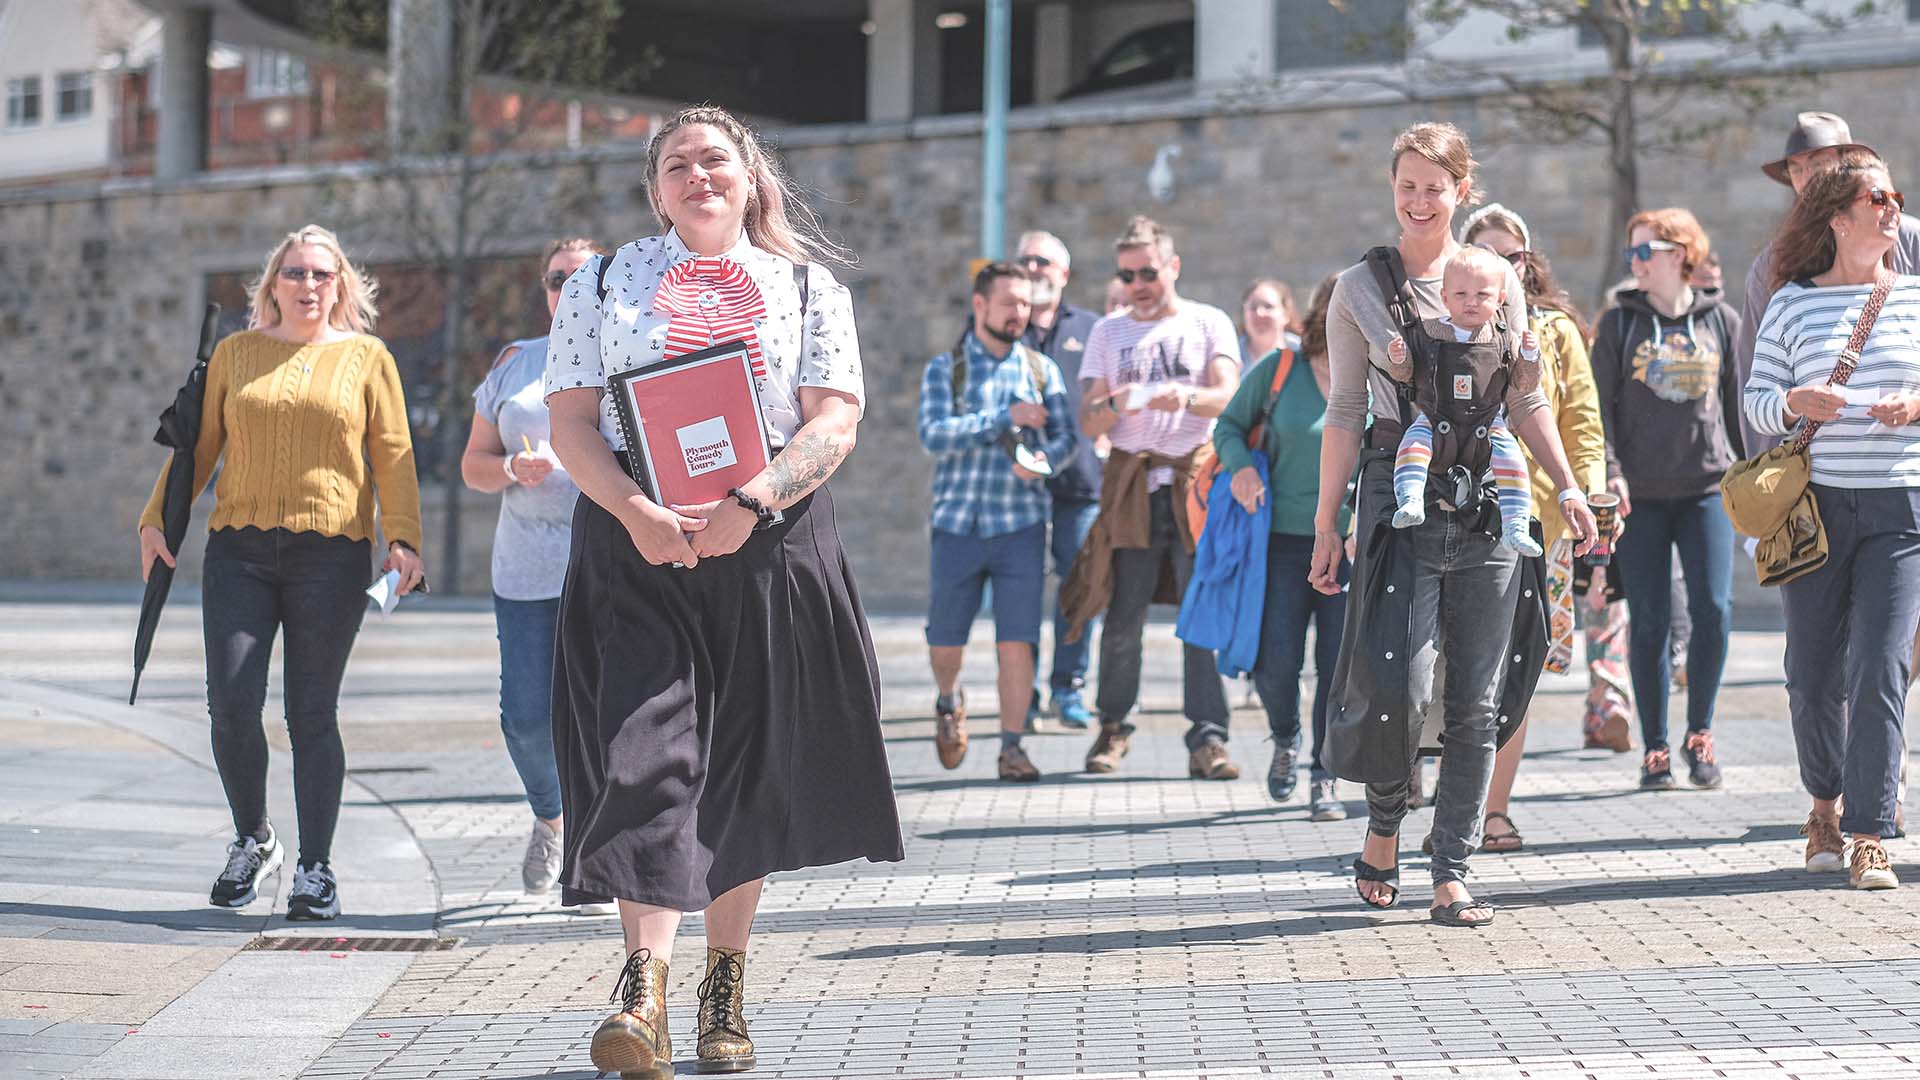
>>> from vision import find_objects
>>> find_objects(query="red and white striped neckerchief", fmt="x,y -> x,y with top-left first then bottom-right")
651,256 -> 768,377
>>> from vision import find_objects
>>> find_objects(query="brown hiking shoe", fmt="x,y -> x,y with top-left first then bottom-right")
1850,837 -> 1899,890
591,949 -> 672,1080
997,743 -> 1041,783
933,691 -> 968,770
1801,812 -> 1845,873
696,946 -> 754,1073
1188,741 -> 1240,781
1084,726 -> 1130,773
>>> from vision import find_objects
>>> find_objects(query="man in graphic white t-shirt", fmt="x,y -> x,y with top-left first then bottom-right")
1076,216 -> 1243,779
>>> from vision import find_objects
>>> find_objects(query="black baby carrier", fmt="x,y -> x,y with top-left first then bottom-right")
1321,245 -> 1549,783
1365,245 -> 1526,517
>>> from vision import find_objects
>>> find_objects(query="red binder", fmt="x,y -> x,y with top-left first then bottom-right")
608,339 -> 773,509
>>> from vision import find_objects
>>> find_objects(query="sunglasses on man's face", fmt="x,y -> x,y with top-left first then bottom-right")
1864,186 -> 1907,212
1623,240 -> 1679,265
279,267 -> 338,286
542,269 -> 572,290
1016,254 -> 1055,270
1114,267 -> 1161,284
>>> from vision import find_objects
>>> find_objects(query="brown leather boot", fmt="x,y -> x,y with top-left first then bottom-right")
695,946 -> 755,1073
934,691 -> 968,770
591,948 -> 672,1080
1085,725 -> 1130,773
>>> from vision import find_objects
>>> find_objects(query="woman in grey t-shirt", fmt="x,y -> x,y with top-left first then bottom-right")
1310,123 -> 1596,928
459,237 -> 604,905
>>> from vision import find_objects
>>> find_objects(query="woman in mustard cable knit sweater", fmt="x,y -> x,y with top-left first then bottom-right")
136,224 -> 426,922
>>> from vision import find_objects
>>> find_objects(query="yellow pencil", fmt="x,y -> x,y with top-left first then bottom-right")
521,435 -> 534,455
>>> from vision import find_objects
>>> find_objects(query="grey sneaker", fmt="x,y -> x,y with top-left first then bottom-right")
1309,779 -> 1346,822
1265,744 -> 1299,803
523,819 -> 563,894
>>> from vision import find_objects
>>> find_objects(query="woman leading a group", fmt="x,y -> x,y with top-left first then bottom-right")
544,105 -> 904,1078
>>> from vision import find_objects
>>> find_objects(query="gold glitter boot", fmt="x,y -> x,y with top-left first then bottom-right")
590,948 -> 672,1080
694,946 -> 755,1073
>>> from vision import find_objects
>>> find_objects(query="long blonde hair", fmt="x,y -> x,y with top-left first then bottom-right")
246,224 -> 379,333
645,105 -> 852,267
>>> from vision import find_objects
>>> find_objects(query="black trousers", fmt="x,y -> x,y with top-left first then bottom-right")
202,526 -> 371,865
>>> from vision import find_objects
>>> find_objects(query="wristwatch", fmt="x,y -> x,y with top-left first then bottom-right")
1185,390 -> 1198,410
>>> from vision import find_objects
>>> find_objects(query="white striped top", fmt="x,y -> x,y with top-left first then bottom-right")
1745,275 -> 1920,489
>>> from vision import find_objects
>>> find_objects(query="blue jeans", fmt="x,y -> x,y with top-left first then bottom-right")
1251,534 -> 1347,782
493,594 -> 563,821
1045,498 -> 1099,692
1613,493 -> 1733,752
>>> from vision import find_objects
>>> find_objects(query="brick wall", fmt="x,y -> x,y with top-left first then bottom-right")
8,67 -> 1917,609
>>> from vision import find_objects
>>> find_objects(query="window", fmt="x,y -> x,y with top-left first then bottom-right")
246,49 -> 310,99
1275,0 -> 1408,70
56,71 -> 92,121
6,76 -> 42,128
1576,0 -> 1721,47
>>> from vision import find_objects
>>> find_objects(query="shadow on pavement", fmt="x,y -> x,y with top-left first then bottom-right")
818,914 -> 1383,960
917,805 -> 1295,840
0,901 -> 430,935
1006,855 -> 1351,888
1495,867 -> 1836,908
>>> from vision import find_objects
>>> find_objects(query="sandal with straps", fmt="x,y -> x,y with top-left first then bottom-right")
1352,856 -> 1400,909
1429,898 -> 1495,928
1481,811 -> 1523,853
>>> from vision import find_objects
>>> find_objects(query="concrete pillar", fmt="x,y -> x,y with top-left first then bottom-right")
156,5 -> 211,180
1032,2 -> 1073,103
388,0 -> 456,153
909,0 -> 943,117
1195,0 -> 1276,86
866,0 -> 914,122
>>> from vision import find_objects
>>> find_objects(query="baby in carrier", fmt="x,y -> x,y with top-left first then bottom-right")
1386,245 -> 1542,556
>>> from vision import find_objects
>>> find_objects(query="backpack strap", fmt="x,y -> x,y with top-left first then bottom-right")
594,253 -> 613,304
792,260 -> 810,319
1364,246 -> 1422,340
949,329 -> 972,416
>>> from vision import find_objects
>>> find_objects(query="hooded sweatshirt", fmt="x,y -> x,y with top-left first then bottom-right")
1590,287 -> 1745,501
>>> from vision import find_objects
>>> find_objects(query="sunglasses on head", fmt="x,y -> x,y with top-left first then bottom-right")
1114,267 -> 1160,284
542,269 -> 571,290
1623,240 -> 1679,265
279,267 -> 338,286
1016,254 -> 1055,270
1864,186 -> 1906,211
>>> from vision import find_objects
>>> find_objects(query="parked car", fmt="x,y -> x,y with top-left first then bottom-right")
1060,20 -> 1194,100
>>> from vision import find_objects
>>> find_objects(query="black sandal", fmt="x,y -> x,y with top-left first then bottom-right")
1429,899 -> 1495,928
1352,857 -> 1400,909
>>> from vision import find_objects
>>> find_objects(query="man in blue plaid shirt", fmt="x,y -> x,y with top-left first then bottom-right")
918,262 -> 1077,782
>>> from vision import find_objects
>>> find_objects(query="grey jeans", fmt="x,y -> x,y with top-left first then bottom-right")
1781,485 -> 1920,838
1365,508 -> 1521,886
1094,488 -> 1231,748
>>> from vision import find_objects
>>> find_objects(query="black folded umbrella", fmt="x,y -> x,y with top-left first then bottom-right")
130,303 -> 221,705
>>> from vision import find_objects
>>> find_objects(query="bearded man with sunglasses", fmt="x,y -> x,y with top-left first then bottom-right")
1064,215 -> 1243,779
1736,113 -> 1920,455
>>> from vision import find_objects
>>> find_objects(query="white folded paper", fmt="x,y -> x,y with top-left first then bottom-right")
365,569 -> 402,616
1123,383 -> 1153,410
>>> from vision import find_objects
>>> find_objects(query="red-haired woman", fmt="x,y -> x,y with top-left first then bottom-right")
1591,208 -> 1743,792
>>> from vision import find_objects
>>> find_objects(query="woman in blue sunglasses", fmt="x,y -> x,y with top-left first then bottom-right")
1590,208 -> 1744,794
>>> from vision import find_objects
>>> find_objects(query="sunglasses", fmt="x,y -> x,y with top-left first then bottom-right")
1015,254 -> 1055,270
279,267 -> 338,286
1623,240 -> 1679,265
542,269 -> 571,290
1114,267 -> 1161,284
1863,186 -> 1906,211
1498,249 -> 1530,268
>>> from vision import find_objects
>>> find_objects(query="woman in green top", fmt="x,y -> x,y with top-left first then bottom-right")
1214,275 -> 1349,820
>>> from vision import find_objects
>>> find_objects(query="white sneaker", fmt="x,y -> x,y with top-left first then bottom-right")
574,899 -> 619,916
522,819 -> 563,894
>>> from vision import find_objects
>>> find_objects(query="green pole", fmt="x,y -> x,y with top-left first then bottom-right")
981,0 -> 1011,259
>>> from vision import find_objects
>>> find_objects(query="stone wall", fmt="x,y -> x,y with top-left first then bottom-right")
5,64 -> 1918,610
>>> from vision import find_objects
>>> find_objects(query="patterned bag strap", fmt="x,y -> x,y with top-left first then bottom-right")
1790,271 -> 1895,453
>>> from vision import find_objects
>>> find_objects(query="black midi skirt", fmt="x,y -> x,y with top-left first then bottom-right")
553,485 -> 905,910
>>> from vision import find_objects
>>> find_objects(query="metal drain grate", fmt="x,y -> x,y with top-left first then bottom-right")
244,935 -> 459,953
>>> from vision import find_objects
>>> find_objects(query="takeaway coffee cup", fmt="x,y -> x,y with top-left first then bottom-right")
1587,492 -> 1620,564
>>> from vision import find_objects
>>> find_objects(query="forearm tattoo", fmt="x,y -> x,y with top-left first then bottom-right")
766,428 -> 850,504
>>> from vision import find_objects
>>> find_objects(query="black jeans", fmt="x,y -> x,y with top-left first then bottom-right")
203,527 -> 371,866
1094,488 -> 1231,749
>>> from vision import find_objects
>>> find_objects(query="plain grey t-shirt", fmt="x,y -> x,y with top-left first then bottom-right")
474,337 -> 581,601
1324,253 -> 1544,435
